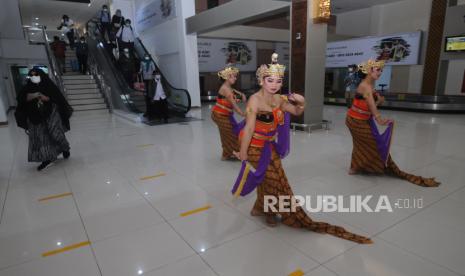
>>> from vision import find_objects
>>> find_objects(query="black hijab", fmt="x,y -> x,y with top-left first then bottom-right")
15,68 -> 72,130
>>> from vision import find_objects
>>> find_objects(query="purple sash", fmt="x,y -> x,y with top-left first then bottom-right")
231,112 -> 291,197
368,117 -> 394,165
229,114 -> 245,136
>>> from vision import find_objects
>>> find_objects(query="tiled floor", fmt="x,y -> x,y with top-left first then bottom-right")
1,105 -> 465,276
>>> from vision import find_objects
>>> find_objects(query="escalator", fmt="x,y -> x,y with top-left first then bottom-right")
86,19 -> 191,119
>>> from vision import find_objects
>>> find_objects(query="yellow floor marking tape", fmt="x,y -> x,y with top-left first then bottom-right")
42,241 -> 91,257
139,172 -> 166,181
289,269 -> 305,276
38,192 -> 73,202
180,205 -> 212,217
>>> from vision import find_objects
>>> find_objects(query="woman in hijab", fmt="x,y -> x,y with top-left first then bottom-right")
15,68 -> 73,171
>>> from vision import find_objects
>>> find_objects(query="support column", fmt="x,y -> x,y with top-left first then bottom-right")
290,0 -> 327,125
420,0 -> 447,95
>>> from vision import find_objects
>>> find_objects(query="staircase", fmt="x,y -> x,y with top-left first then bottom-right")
62,48 -> 108,112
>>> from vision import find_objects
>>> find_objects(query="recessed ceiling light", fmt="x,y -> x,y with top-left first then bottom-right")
88,3 -> 91,7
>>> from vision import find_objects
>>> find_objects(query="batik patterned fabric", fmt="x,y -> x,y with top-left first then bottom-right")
232,107 -> 372,244
346,116 -> 440,187
211,111 -> 239,159
28,104 -> 70,162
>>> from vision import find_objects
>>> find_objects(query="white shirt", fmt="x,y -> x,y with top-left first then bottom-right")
116,26 -> 135,43
62,19 -> 74,33
154,78 -> 166,100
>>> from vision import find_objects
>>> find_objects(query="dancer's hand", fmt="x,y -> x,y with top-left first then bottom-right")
376,116 -> 391,125
241,93 -> 247,103
288,93 -> 305,106
377,95 -> 385,105
233,150 -> 247,161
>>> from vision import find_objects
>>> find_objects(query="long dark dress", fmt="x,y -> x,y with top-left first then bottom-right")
15,72 -> 73,162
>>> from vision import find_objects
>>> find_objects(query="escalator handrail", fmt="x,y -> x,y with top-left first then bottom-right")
87,18 -> 191,114
86,22 -> 143,113
40,26 -> 66,97
135,37 -> 191,112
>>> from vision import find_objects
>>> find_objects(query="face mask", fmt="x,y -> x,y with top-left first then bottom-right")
126,23 -> 131,27
145,57 -> 150,60
103,8 -> 108,11
348,68 -> 353,72
30,76 -> 41,84
81,40 -> 85,43
155,75 -> 161,80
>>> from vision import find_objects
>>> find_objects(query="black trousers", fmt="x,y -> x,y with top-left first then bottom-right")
77,55 -> 88,74
66,30 -> 75,49
152,98 -> 169,120
100,22 -> 111,42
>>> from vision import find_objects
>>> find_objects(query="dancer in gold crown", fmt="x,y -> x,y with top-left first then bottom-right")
211,65 -> 246,160
232,54 -> 372,244
346,59 -> 440,187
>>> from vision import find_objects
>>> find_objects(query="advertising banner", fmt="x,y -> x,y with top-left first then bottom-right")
326,32 -> 422,68
198,38 -> 257,72
135,0 -> 176,33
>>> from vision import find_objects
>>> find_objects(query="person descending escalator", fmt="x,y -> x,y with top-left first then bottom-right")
118,48 -> 136,89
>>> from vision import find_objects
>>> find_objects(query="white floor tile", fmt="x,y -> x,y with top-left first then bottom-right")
201,229 -> 319,276
325,238 -> 458,276
92,223 -> 195,276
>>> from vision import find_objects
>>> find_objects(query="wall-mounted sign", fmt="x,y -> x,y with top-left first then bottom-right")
326,31 -> 422,68
198,38 -> 257,72
135,0 -> 176,33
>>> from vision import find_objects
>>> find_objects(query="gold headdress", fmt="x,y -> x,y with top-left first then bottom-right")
218,65 -> 239,80
256,53 -> 286,85
358,59 -> 385,74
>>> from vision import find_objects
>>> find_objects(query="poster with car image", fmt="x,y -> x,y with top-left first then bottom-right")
326,31 -> 421,68
197,38 -> 257,72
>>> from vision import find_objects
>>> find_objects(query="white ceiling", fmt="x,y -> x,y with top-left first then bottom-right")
331,0 -> 405,13
19,0 -> 109,32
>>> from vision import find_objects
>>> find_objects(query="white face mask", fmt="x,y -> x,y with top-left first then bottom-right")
103,8 -> 108,11
126,23 -> 131,27
155,75 -> 161,80
145,57 -> 150,60
30,76 -> 41,84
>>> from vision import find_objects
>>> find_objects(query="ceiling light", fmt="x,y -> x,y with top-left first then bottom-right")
88,3 -> 91,7
35,17 -> 39,20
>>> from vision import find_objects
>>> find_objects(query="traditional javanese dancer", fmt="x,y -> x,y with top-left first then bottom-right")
211,65 -> 247,160
346,59 -> 439,187
232,54 -> 372,244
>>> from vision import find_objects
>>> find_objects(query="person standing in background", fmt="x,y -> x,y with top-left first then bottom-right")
111,9 -> 125,43
344,64 -> 360,108
139,54 -> 156,118
50,36 -> 67,74
99,5 -> 112,43
152,70 -> 170,123
59,15 -> 75,49
75,37 -> 89,75
116,19 -> 135,52
118,48 -> 136,88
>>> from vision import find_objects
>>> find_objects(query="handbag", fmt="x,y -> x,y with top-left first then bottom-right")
133,74 -> 145,92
